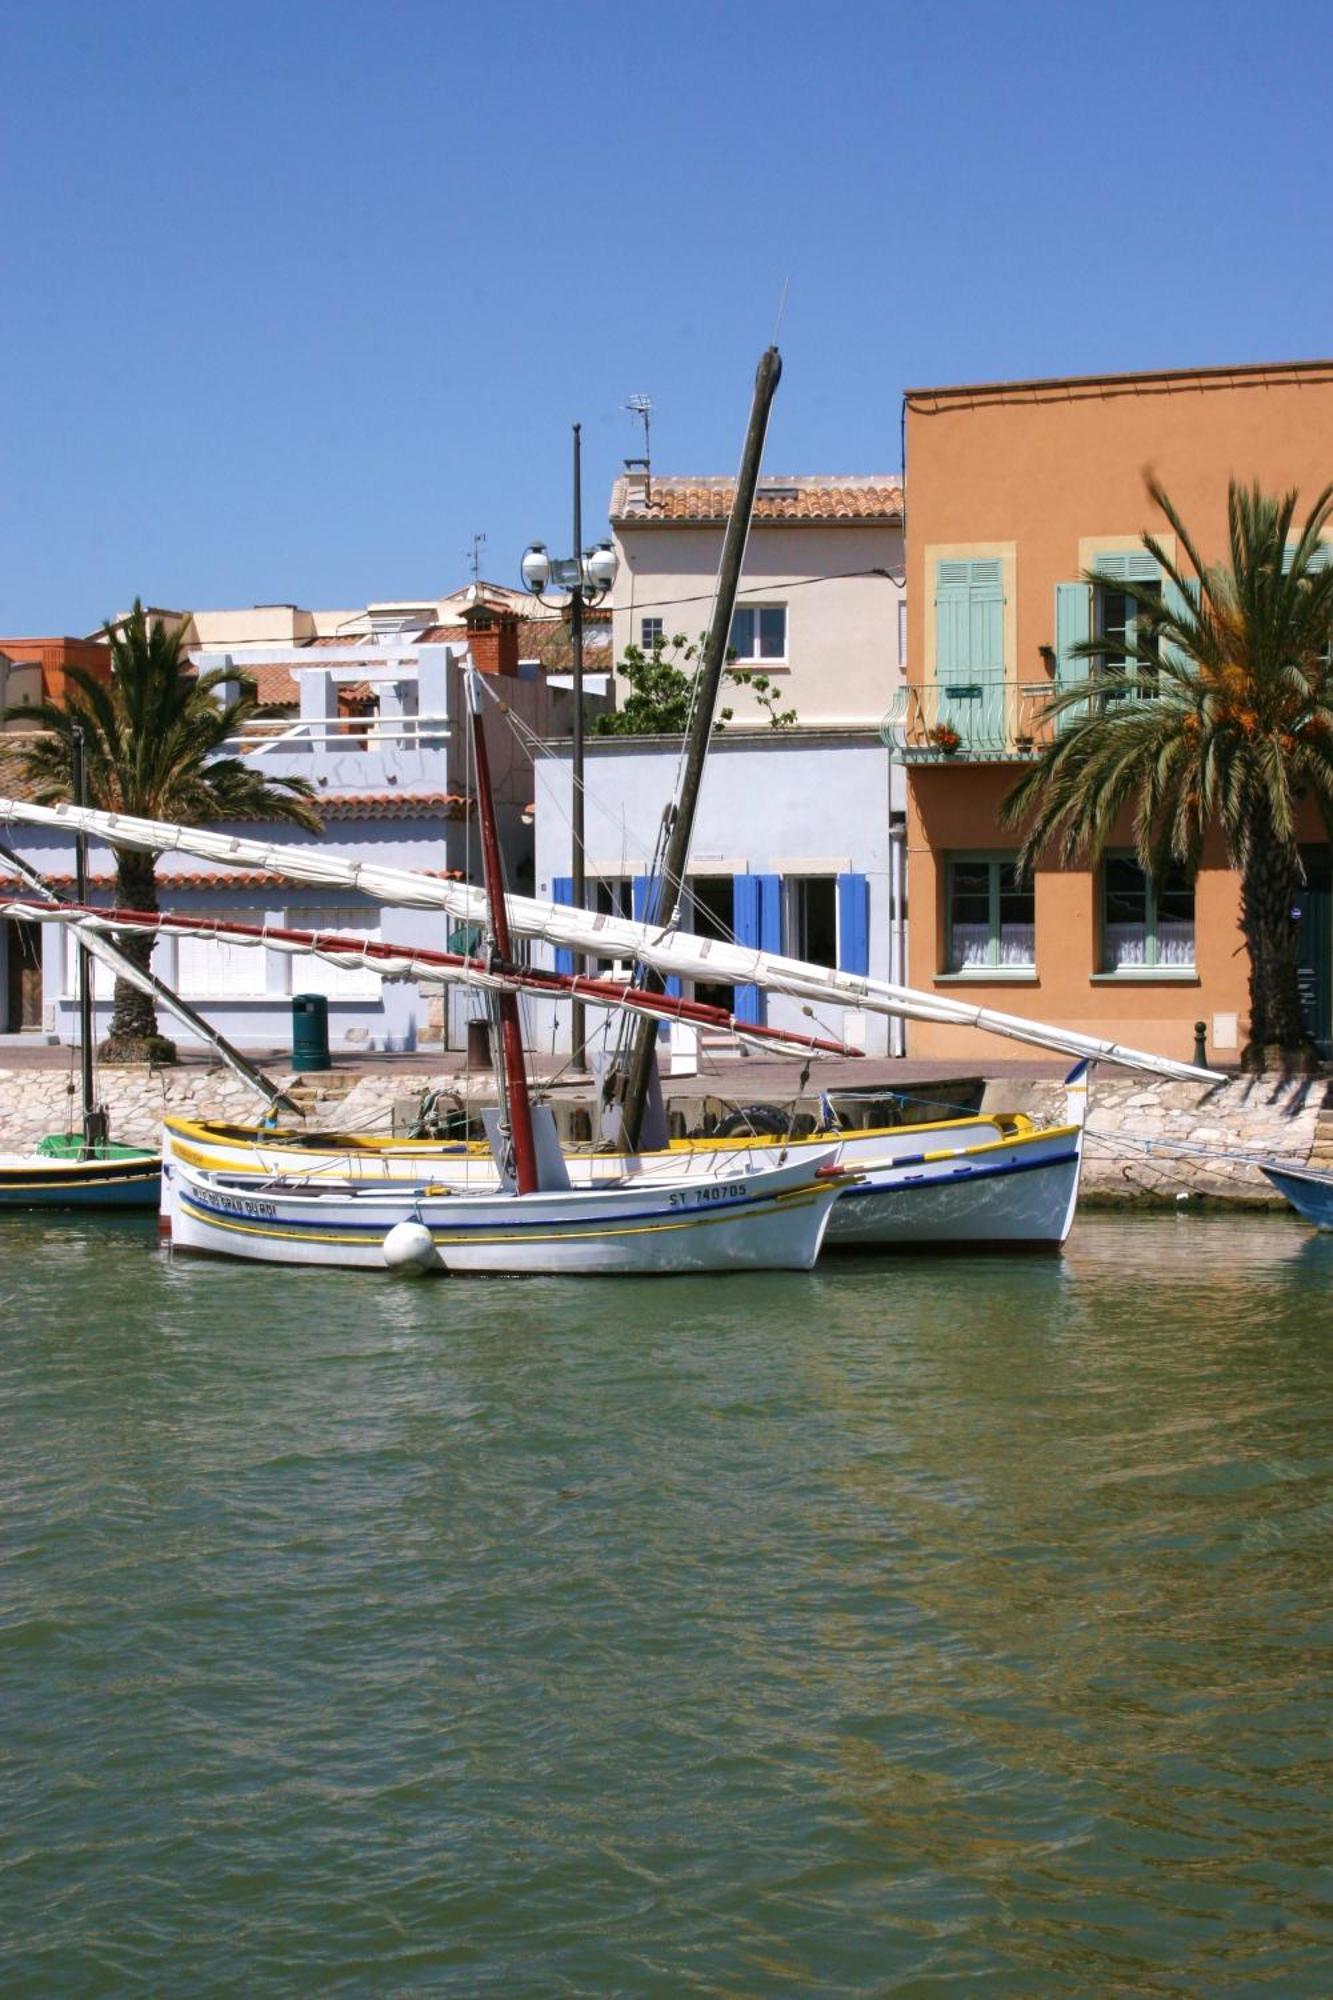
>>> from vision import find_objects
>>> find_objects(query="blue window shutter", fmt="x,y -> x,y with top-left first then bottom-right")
733,873 -> 779,1024
633,874 -> 680,998
837,872 -> 870,977
1054,581 -> 1091,729
551,876 -> 575,975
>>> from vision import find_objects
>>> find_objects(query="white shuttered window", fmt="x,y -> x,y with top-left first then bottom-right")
290,906 -> 383,1000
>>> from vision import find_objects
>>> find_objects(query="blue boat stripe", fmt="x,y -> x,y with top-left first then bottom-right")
836,1148 -> 1080,1200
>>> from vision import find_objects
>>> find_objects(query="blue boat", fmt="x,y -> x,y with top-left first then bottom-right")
1260,1161 -> 1333,1230
0,1136 -> 161,1211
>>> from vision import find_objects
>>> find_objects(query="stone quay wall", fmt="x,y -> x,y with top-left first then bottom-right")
0,1063 -> 1327,1209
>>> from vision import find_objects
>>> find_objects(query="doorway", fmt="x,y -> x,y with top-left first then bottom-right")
4,920 -> 43,1032
686,876 -> 734,1012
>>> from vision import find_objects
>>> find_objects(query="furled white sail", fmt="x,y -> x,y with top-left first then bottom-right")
0,797 -> 1224,1083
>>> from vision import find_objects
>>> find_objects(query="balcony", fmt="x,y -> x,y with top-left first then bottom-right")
882,680 -> 1059,762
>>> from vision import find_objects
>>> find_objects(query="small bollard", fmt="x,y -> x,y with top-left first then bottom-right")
1193,1020 -> 1208,1068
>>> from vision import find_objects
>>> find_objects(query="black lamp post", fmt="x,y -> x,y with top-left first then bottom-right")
522,423 -> 618,1070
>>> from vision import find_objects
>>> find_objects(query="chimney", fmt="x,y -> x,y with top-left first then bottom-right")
461,599 -> 519,677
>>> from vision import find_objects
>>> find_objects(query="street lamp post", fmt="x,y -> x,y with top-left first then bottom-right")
522,423 -> 618,1071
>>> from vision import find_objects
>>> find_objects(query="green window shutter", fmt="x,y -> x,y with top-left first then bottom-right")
1161,577 -> 1201,675
1288,539 -> 1333,574
935,561 -> 975,680
1054,581 -> 1090,730
935,560 -> 1004,679
1094,549 -> 1160,583
935,560 -> 1005,745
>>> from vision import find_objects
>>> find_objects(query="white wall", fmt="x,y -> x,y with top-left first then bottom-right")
610,521 -> 905,729
532,730 -> 903,1058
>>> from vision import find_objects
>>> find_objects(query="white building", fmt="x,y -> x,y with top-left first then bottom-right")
1,596 -> 594,1053
531,474 -> 908,1059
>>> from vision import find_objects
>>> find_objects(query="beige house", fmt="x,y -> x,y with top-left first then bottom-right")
607,474 -> 905,728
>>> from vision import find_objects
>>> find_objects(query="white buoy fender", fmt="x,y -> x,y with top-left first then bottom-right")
382,1219 -> 440,1275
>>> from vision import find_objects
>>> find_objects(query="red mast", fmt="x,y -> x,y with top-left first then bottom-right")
466,668 -> 539,1195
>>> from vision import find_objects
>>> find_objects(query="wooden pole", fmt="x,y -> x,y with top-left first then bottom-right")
616,344 -> 783,1147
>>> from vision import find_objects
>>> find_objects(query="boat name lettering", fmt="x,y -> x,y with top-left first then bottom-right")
210,1191 -> 278,1218
667,1181 -> 747,1209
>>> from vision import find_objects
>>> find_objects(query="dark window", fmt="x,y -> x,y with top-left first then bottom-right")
729,605 -> 787,661
786,877 -> 838,964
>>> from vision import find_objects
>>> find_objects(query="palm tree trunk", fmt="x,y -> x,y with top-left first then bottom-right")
98,851 -> 177,1062
1239,823 -> 1318,1070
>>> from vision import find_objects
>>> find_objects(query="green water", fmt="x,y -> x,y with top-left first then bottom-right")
3,1215 -> 1332,1995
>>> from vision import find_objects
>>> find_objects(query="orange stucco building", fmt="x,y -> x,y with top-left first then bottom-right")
900,357 -> 1333,1065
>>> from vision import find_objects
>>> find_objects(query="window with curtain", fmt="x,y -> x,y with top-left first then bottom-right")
947,860 -> 1034,971
1102,860 -> 1195,970
289,905 -> 383,999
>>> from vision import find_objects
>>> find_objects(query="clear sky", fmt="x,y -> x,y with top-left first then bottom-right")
2,0 -> 1329,634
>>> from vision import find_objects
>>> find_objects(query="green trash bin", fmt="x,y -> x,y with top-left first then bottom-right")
291,992 -> 330,1072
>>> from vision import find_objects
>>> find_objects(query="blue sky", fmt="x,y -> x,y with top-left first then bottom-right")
2,0 -> 1328,633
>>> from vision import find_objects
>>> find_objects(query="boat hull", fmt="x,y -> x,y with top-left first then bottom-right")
825,1127 -> 1083,1250
168,1152 -> 844,1276
0,1152 -> 161,1211
1260,1162 -> 1333,1230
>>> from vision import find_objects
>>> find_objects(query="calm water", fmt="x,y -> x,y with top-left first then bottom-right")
3,1216 -> 1333,1996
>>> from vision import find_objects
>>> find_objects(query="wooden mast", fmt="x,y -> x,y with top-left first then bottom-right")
465,667 -> 539,1194
615,345 -> 783,1148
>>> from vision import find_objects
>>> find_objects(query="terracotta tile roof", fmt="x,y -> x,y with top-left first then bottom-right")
315,791 -> 470,821
610,474 -> 904,525
242,663 -> 301,708
412,623 -> 469,646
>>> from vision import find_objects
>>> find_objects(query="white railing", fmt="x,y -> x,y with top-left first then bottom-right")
225,714 -> 452,756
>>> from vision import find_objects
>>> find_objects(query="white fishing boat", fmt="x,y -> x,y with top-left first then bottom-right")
168,1146 -> 846,1275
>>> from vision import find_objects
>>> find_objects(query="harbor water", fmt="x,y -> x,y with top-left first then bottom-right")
3,1215 -> 1332,1994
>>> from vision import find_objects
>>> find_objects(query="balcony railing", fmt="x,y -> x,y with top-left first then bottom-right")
883,680 -> 1061,761
224,714 -> 451,756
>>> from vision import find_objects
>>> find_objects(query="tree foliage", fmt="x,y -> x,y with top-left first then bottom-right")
593,632 -> 797,736
6,600 -> 323,1060
1002,476 -> 1333,1067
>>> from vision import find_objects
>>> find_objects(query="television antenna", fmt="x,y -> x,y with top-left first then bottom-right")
468,532 -> 486,585
625,394 -> 652,502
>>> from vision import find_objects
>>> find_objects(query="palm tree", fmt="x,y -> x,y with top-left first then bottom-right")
1002,477 -> 1333,1070
6,600 -> 322,1060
